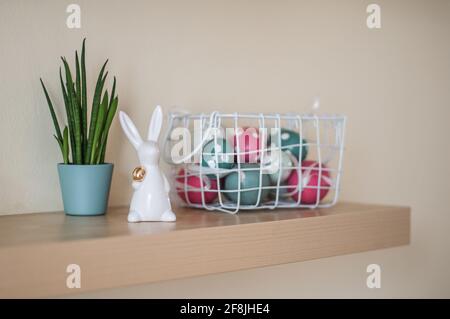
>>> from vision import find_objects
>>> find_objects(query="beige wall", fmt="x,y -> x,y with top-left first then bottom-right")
1,0 -> 449,298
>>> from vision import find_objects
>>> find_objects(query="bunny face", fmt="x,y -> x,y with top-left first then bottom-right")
137,141 -> 160,166
119,105 -> 164,166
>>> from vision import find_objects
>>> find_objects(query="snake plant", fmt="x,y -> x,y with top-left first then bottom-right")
40,39 -> 118,165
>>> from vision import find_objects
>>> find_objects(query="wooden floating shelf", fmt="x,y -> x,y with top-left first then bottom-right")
0,202 -> 410,298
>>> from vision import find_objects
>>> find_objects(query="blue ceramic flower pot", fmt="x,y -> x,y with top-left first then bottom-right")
57,163 -> 113,216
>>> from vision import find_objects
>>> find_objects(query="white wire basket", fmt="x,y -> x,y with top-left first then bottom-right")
162,110 -> 346,214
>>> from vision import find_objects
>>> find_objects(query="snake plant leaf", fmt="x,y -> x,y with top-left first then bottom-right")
97,95 -> 118,164
109,77 -> 116,109
62,126 -> 69,164
59,68 -> 75,163
40,79 -> 63,142
90,90 -> 108,164
101,72 -> 109,87
75,51 -> 83,159
81,38 -> 87,157
75,51 -> 81,110
97,135 -> 108,164
85,59 -> 108,164
53,134 -> 63,158
62,57 -> 82,164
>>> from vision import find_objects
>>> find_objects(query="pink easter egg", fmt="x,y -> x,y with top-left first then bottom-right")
233,127 -> 264,163
287,160 -> 331,204
176,169 -> 218,204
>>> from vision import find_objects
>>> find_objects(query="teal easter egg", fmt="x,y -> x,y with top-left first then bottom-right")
223,164 -> 271,206
201,138 -> 234,175
268,128 -> 308,161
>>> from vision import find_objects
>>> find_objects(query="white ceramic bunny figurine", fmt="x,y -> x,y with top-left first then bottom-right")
119,105 -> 176,223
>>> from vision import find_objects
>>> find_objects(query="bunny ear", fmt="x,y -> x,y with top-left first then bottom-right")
119,111 -> 143,149
147,105 -> 163,142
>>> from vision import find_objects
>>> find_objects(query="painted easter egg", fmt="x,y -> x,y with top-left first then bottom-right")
268,128 -> 308,161
201,138 -> 234,174
233,127 -> 265,164
261,149 -> 298,184
223,164 -> 271,206
176,169 -> 218,204
286,160 -> 331,204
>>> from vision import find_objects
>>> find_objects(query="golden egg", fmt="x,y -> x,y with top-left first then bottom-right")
132,166 -> 146,182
